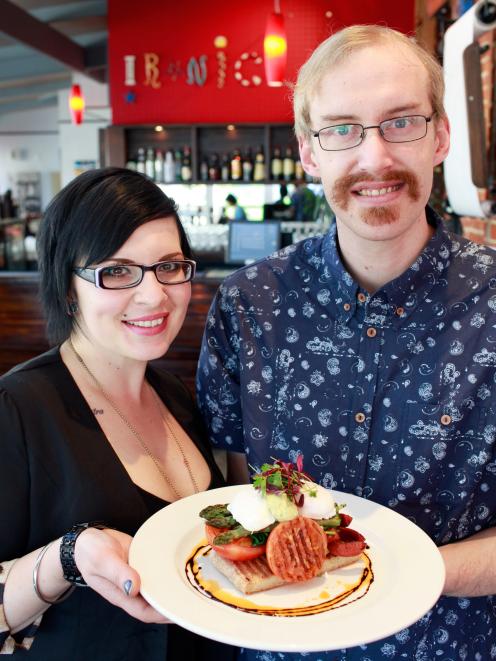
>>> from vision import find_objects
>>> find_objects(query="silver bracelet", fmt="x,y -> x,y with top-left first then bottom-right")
32,541 -> 75,605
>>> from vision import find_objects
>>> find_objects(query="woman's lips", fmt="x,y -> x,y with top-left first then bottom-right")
122,313 -> 169,336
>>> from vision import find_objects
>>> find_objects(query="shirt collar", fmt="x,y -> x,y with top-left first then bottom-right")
322,207 -> 452,322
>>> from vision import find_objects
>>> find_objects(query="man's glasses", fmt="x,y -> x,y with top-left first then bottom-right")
73,259 -> 196,289
312,115 -> 432,152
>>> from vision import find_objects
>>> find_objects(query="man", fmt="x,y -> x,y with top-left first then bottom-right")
225,193 -> 247,221
290,181 -> 317,221
197,25 -> 496,659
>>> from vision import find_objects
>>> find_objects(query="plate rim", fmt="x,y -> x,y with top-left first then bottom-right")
129,485 -> 445,652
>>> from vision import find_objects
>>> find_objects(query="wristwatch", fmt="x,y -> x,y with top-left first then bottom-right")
60,522 -> 107,586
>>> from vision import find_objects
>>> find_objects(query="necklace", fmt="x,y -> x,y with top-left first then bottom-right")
68,338 -> 199,499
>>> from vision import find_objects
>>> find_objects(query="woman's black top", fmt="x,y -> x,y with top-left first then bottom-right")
0,347 -> 236,660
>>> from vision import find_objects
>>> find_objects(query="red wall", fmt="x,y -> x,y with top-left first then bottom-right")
108,0 -> 415,125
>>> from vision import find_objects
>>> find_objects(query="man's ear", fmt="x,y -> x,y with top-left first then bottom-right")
298,136 -> 321,179
433,115 -> 450,167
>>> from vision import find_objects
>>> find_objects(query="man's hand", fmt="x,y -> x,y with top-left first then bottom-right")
439,527 -> 496,597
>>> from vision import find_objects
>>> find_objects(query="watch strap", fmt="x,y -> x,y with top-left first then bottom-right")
60,522 -> 106,586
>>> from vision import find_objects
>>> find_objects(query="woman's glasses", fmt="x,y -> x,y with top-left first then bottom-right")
73,259 -> 196,289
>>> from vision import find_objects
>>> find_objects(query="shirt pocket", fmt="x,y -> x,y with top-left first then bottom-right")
394,402 -> 496,540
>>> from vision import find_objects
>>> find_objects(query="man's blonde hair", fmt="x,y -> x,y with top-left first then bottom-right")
293,24 -> 446,140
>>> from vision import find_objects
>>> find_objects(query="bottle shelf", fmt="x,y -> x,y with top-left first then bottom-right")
155,179 -> 309,186
99,123 -> 306,186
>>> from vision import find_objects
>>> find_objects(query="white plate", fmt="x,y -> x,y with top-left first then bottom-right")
129,485 -> 445,652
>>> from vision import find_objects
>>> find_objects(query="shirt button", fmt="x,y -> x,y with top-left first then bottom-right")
440,414 -> 452,425
355,412 -> 366,423
357,292 -> 367,303
366,327 -> 377,338
343,302 -> 351,311
396,307 -> 404,316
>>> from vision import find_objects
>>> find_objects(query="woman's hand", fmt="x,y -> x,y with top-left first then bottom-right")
74,527 -> 170,624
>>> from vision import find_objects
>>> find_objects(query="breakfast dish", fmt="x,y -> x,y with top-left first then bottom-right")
129,484 -> 445,652
200,458 -> 366,593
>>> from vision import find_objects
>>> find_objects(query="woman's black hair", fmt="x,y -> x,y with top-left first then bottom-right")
37,167 -> 193,344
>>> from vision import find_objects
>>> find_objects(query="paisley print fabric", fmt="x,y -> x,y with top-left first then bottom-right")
197,208 -> 496,660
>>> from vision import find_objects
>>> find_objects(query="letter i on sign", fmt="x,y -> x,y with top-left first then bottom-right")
214,35 -> 228,89
124,55 -> 136,86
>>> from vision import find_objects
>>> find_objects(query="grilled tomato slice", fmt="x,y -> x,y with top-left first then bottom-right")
205,524 -> 266,562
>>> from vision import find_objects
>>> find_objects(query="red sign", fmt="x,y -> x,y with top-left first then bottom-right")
108,0 -> 415,125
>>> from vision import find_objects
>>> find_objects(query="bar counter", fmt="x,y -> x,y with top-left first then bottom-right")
0,271 -> 224,392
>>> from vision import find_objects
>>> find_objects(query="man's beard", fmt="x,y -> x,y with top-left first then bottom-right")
330,169 -> 420,226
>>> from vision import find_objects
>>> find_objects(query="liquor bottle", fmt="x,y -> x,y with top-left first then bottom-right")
145,148 -> 155,179
209,153 -> 221,181
242,148 -> 253,182
295,158 -> 304,181
271,146 -> 283,181
125,159 -> 137,171
283,146 -> 295,182
136,147 -> 146,174
221,154 -> 230,181
199,155 -> 209,182
174,148 -> 183,181
253,145 -> 265,182
163,149 -> 175,183
154,149 -> 164,183
230,148 -> 242,181
181,146 -> 192,182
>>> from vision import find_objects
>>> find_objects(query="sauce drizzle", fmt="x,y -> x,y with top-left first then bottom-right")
185,543 -> 374,617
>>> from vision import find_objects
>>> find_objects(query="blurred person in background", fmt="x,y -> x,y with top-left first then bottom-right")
224,193 -> 247,221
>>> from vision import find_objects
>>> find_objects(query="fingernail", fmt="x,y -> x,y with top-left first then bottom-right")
123,579 -> 133,595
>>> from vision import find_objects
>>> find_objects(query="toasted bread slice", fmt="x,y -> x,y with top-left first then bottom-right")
210,552 -> 361,594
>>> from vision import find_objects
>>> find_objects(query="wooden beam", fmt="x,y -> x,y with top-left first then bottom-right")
50,15 -> 107,37
0,71 -> 70,89
0,90 -> 57,105
12,0 -> 95,9
0,15 -> 107,47
0,0 -> 105,82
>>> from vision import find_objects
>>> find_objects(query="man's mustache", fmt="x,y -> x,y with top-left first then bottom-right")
331,170 -> 420,209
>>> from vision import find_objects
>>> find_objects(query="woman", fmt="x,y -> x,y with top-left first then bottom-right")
0,168 -> 232,659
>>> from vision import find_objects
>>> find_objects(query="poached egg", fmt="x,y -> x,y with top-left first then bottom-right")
227,481 -> 335,532
297,481 -> 335,519
227,486 -> 276,532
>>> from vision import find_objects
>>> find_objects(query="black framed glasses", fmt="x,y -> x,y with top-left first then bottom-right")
73,259 -> 196,289
312,115 -> 433,152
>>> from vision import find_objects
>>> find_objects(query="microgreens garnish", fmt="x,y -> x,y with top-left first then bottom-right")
250,456 -> 313,506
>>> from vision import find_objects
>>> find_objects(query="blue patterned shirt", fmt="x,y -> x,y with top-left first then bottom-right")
197,208 -> 496,660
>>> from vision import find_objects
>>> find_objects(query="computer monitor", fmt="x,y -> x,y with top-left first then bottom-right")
226,221 -> 281,265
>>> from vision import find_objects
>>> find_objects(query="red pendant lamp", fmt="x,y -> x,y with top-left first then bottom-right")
69,84 -> 85,125
264,0 -> 287,87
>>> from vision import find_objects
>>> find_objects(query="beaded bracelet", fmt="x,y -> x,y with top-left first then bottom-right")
32,541 -> 75,605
